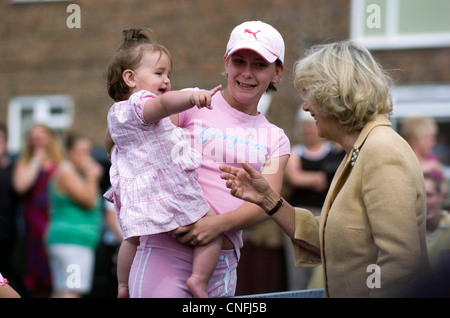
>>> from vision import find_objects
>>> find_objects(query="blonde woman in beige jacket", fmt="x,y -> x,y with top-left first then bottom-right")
220,41 -> 431,298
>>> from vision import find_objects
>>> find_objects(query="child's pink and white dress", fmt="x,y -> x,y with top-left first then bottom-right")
104,90 -> 211,239
0,272 -> 8,286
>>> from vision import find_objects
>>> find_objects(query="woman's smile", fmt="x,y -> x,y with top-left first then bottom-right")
237,80 -> 257,89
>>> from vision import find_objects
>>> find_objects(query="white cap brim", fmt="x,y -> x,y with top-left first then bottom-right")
225,41 -> 279,63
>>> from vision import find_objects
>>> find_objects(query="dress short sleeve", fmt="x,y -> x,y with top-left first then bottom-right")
127,90 -> 158,125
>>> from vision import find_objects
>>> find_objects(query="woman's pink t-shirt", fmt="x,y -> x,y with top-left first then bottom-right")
178,91 -> 290,258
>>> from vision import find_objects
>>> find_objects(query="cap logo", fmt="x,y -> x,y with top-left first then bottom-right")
244,29 -> 261,40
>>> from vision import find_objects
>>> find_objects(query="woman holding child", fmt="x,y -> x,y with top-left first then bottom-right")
105,21 -> 290,297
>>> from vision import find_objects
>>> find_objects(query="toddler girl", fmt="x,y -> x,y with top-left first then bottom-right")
104,28 -> 222,298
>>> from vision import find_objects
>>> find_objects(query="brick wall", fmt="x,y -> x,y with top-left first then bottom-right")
0,0 -> 449,149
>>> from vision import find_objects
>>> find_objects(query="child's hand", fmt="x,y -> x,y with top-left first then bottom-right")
190,85 -> 222,110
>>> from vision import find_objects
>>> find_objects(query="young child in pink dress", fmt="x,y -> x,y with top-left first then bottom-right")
104,28 -> 222,298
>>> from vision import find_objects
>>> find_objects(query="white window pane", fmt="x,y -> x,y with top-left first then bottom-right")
398,0 -> 450,34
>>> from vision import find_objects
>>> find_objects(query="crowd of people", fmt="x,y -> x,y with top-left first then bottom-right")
0,123 -> 121,298
0,124 -> 120,298
0,20 -> 449,298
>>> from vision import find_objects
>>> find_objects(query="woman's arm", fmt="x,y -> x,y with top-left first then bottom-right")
171,155 -> 289,246
57,158 -> 102,210
12,157 -> 43,195
221,155 -> 289,230
285,147 -> 327,191
219,161 -> 320,255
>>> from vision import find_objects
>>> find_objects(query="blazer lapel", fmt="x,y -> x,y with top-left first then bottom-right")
319,114 -> 392,238
318,114 -> 392,296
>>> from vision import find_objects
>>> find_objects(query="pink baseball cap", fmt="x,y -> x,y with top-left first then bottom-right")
225,21 -> 285,64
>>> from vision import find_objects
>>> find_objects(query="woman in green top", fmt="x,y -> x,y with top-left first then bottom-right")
47,133 -> 104,298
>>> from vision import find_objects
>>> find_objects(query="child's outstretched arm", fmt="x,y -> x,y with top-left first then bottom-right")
143,85 -> 221,124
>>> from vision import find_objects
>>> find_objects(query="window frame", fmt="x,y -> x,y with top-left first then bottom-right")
7,95 -> 74,155
351,0 -> 450,50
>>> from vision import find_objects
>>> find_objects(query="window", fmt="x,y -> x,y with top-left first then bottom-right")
351,0 -> 450,50
7,95 -> 74,155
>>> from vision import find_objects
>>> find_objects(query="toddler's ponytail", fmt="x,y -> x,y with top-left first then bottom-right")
119,28 -> 157,50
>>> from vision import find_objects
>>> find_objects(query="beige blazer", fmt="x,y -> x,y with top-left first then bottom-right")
292,115 -> 431,297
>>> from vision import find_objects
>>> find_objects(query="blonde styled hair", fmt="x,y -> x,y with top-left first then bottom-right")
21,124 -> 64,163
400,117 -> 438,142
294,41 -> 393,131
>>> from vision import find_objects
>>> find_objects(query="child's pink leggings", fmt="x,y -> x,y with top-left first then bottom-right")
129,233 -> 238,298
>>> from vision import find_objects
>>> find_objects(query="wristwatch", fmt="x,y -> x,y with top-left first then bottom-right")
266,196 -> 284,216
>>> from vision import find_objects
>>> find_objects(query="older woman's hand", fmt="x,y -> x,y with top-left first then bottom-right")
219,163 -> 271,207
